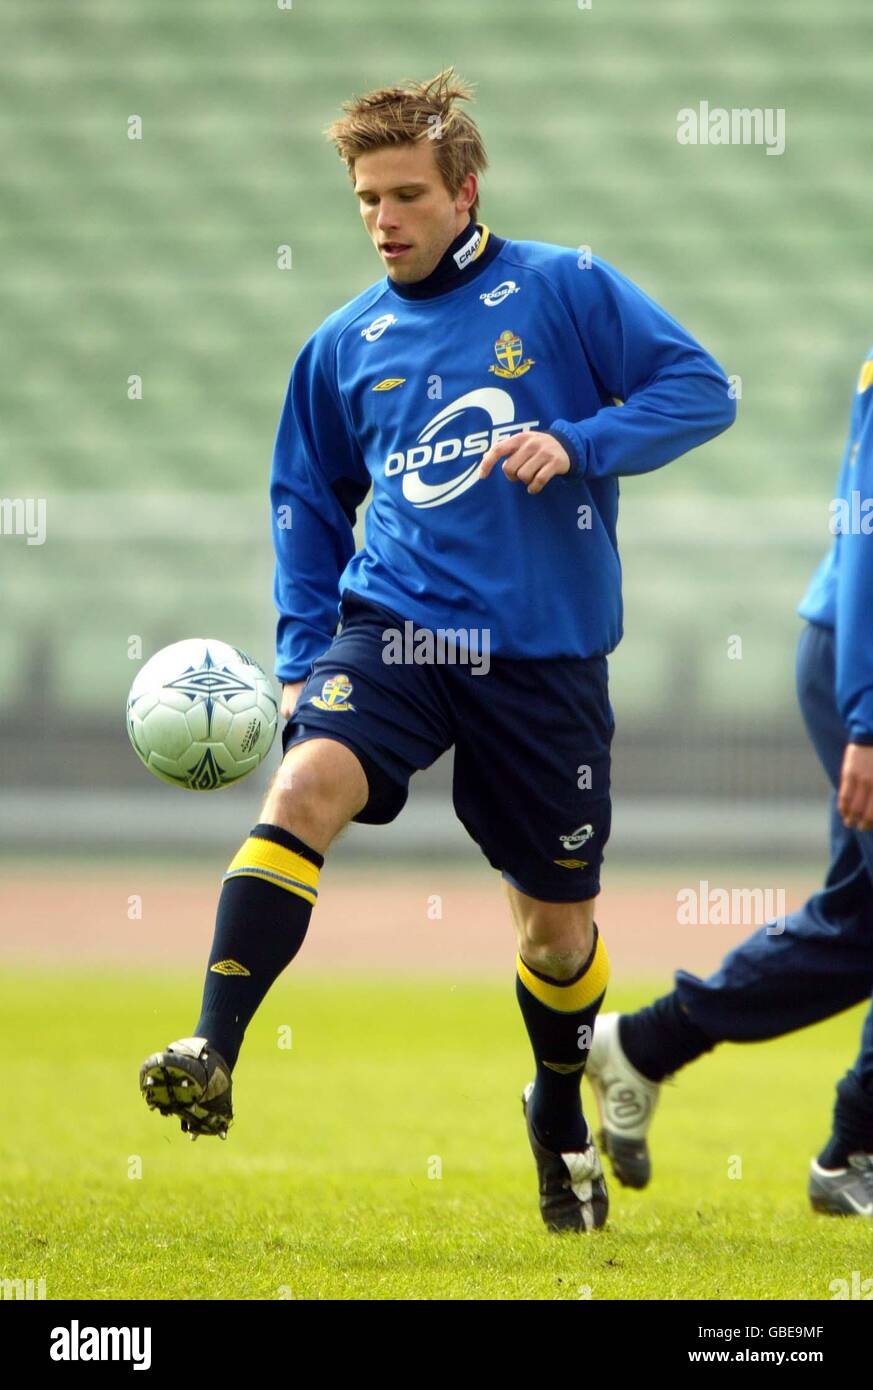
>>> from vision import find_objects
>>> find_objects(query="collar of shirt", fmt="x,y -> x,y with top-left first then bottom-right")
385,218 -> 505,301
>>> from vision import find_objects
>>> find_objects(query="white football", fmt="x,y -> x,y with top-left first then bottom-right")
126,638 -> 278,791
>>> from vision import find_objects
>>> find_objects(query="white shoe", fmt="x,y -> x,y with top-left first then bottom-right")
586,1012 -> 660,1188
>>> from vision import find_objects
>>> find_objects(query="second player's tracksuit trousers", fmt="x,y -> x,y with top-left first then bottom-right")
673,621 -> 873,1093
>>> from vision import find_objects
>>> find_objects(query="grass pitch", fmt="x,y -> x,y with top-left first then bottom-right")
3,971 -> 870,1301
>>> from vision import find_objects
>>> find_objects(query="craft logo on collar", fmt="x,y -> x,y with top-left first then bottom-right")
362,313 -> 397,343
480,279 -> 519,307
310,673 -> 355,712
488,329 -> 535,379
453,225 -> 482,269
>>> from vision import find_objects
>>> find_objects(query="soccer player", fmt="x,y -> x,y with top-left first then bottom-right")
587,346 -> 873,1218
139,68 -> 735,1233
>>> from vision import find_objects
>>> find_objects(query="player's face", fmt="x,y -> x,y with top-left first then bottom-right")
354,143 -> 476,284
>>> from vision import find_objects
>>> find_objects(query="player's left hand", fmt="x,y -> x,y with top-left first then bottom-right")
837,742 -> 873,831
478,431 -> 572,494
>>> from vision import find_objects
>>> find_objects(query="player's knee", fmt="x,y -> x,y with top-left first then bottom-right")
512,893 -> 596,978
521,938 -> 591,980
261,739 -> 368,850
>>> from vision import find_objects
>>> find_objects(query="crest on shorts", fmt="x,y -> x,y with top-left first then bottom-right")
310,673 -> 355,713
559,823 -> 594,851
488,329 -> 534,378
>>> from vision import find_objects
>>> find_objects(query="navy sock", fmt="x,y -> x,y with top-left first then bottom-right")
516,925 -> 609,1153
193,822 -> 323,1071
619,990 -> 715,1083
817,1072 -> 873,1169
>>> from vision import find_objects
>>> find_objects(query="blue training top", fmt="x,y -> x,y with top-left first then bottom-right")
799,346 -> 873,741
270,219 -> 736,681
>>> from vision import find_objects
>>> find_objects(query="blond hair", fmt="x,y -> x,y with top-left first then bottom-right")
325,67 -> 488,222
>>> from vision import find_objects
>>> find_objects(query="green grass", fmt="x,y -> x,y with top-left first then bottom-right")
3,971 -> 870,1300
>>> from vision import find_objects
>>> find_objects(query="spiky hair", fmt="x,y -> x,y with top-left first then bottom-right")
325,67 -> 487,220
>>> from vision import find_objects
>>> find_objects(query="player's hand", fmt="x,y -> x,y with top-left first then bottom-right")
280,680 -> 305,720
478,431 -> 572,494
837,742 -> 873,831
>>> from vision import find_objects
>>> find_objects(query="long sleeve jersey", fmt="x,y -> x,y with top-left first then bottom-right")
270,223 -> 736,681
799,347 -> 873,742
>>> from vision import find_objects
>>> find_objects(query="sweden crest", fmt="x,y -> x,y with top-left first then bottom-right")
488,329 -> 534,379
310,673 -> 355,712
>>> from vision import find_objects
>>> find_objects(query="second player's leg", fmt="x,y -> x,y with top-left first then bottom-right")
618,623 -> 873,1071
811,987 -> 873,1212
589,624 -> 873,1199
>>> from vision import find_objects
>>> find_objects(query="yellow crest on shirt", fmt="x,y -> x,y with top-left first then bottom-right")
488,329 -> 534,378
857,360 -> 873,394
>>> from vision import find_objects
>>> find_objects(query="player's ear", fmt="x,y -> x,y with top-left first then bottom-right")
455,171 -> 477,216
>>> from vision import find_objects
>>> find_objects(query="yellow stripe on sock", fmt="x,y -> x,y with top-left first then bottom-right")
222,835 -> 320,906
517,934 -> 610,1013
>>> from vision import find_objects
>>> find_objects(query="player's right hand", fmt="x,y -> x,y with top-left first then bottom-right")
838,742 -> 873,832
280,680 -> 305,720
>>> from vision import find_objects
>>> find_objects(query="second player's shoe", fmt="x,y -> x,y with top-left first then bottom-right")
139,1036 -> 233,1140
521,1082 -> 608,1232
808,1153 -> 873,1217
585,1012 -> 661,1188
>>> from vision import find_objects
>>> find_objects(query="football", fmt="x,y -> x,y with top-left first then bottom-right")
126,638 -> 278,790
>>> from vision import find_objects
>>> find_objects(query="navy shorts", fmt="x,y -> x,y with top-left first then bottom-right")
281,590 -> 614,901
